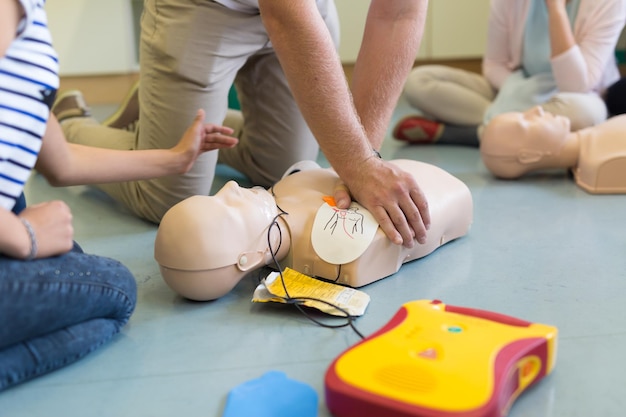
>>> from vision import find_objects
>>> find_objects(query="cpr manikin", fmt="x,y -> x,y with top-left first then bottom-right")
154,160 -> 473,301
480,106 -> 626,194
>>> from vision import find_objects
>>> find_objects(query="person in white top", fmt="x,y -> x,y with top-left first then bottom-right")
0,0 -> 237,391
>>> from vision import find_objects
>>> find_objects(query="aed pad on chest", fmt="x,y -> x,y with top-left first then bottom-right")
311,200 -> 378,264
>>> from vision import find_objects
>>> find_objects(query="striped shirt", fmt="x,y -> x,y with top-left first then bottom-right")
0,0 -> 59,211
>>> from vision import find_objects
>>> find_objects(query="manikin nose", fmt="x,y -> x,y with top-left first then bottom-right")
221,180 -> 243,195
530,106 -> 544,116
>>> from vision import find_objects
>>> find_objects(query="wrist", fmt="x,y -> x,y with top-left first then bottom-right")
19,218 -> 38,260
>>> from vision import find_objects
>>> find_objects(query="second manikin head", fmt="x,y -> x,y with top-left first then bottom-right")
480,106 -> 573,178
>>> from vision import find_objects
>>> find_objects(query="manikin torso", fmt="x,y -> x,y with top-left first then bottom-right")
274,160 -> 473,287
155,160 -> 473,300
573,115 -> 626,194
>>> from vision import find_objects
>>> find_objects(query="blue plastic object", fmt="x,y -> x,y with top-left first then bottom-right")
222,371 -> 318,417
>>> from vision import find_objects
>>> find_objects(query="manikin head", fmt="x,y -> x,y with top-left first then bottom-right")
480,107 -> 575,178
154,181 -> 289,301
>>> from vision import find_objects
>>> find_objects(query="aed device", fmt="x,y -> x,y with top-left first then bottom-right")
325,300 -> 558,417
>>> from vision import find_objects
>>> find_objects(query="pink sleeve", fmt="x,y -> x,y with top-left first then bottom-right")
551,0 -> 626,92
482,0 -> 518,90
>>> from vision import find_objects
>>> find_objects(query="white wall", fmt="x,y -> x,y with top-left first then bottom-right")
46,0 -> 137,76
335,0 -> 490,63
429,0 -> 490,59
46,1 -> 490,76
334,0 -> 371,62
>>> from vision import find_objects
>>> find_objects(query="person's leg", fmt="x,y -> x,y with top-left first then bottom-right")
604,77 -> 626,117
542,92 -> 607,131
394,65 -> 494,145
402,65 -> 495,125
218,0 -> 339,186
0,244 -> 137,391
435,125 -> 481,147
60,117 -> 136,151
218,53 -> 321,186
60,0 -> 260,223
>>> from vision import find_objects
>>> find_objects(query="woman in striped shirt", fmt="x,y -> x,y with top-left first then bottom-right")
0,0 -> 238,390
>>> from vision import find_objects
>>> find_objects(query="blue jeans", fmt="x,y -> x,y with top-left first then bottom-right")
0,243 -> 137,391
11,193 -> 26,214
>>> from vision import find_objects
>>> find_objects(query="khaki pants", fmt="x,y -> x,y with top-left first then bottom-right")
63,0 -> 339,223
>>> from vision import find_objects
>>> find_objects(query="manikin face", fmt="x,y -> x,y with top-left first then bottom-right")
213,181 -> 276,221
155,181 -> 279,271
154,182 -> 282,301
481,107 -> 571,178
495,106 -> 571,144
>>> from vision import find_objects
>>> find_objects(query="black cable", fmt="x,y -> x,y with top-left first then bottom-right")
265,207 -> 365,340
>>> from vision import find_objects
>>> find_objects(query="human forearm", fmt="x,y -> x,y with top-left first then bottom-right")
0,209 -> 32,259
37,110 -> 236,186
351,0 -> 428,149
483,1 -> 515,90
547,1 -> 575,58
259,0 -> 431,247
259,0 -> 373,182
37,122 -> 194,186
552,0 -> 626,92
44,144 -> 194,186
0,201 -> 74,259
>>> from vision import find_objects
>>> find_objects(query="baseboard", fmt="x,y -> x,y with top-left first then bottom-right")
342,58 -> 481,85
60,59 -> 626,106
58,73 -> 139,106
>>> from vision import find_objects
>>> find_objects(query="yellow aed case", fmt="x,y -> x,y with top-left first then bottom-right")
325,300 -> 557,417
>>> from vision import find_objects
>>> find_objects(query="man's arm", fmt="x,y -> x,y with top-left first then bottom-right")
258,0 -> 430,247
351,0 -> 429,150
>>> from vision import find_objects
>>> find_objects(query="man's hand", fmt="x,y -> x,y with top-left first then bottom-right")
335,158 -> 430,248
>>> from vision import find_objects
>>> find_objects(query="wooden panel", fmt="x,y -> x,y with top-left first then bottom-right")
58,73 -> 139,106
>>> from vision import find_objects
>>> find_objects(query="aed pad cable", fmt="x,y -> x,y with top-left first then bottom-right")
266,207 -> 365,340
